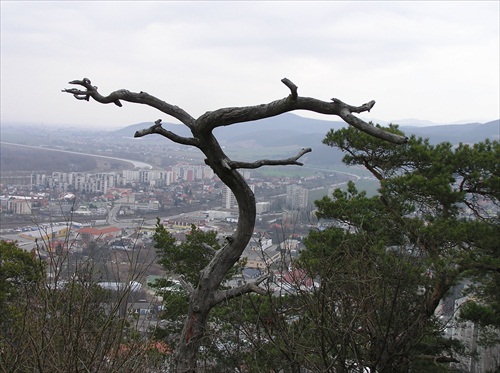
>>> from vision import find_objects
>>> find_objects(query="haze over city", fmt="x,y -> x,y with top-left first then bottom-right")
1,1 -> 499,130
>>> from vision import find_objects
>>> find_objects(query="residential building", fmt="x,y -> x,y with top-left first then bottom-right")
222,184 -> 255,210
286,184 -> 308,210
256,201 -> 270,214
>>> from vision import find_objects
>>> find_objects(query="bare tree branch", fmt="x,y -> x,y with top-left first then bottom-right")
332,98 -> 406,143
193,79 -> 407,144
63,78 -> 407,144
178,274 -> 194,295
211,275 -> 269,307
133,119 -> 198,147
228,148 -> 312,169
201,243 -> 216,255
62,78 -> 195,128
281,77 -> 298,100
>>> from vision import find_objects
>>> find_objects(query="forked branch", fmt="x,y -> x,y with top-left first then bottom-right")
228,148 -> 312,169
178,274 -> 194,295
211,275 -> 269,307
63,77 -> 407,144
133,119 -> 198,146
62,79 -> 195,127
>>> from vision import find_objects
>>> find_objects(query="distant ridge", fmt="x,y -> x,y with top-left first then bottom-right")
110,114 -> 499,146
401,119 -> 499,144
1,115 -> 497,171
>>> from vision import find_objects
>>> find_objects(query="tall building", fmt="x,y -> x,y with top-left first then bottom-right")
222,185 -> 237,210
286,185 -> 308,210
222,184 -> 255,210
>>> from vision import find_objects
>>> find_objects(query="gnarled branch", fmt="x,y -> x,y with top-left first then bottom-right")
211,275 -> 269,307
134,119 -> 198,147
193,79 -> 407,144
63,76 -> 408,371
64,77 -> 407,144
228,148 -> 312,169
281,77 -> 298,100
178,274 -> 194,295
332,98 -> 406,144
63,78 -> 195,127
201,243 -> 216,255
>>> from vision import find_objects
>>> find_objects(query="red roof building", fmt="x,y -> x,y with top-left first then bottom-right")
77,226 -> 121,240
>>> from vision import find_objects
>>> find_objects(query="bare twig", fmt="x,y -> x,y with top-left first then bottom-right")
63,78 -> 195,127
332,98 -> 407,144
281,77 -> 298,100
228,148 -> 312,169
202,243 -> 216,255
211,275 -> 269,307
178,275 -> 194,295
133,119 -> 198,146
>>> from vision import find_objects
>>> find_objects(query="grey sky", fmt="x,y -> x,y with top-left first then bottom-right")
1,1 -> 498,129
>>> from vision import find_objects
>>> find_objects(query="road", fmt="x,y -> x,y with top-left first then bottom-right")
0,142 -> 153,169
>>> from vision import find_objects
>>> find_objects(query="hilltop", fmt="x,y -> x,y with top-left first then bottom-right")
1,114 -> 498,171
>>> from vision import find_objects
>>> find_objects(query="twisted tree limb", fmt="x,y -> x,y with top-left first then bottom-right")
212,275 -> 269,307
178,274 -> 194,295
134,119 -> 198,146
63,77 -> 407,145
228,148 -> 312,169
63,79 -> 195,127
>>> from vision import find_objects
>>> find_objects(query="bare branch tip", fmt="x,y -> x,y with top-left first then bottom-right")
281,77 -> 298,99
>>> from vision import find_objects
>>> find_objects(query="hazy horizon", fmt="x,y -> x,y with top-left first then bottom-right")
1,113 -> 498,132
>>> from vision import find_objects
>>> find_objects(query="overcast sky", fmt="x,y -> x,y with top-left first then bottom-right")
1,1 -> 499,129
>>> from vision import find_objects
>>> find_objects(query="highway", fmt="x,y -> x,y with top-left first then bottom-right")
0,142 -> 153,170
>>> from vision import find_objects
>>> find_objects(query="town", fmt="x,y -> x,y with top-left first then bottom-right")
0,152 -> 361,300
1,116 -> 498,371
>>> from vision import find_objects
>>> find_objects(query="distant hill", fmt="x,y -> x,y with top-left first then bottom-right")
109,115 -> 499,166
110,114 -> 347,144
2,115 -> 497,171
111,114 -> 498,146
400,119 -> 499,144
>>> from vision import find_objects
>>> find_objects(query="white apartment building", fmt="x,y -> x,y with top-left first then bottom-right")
286,185 -> 309,210
222,184 -> 255,210
256,201 -> 271,214
8,198 -> 32,214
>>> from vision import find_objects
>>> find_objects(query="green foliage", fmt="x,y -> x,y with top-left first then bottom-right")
146,126 -> 499,371
460,301 -> 499,327
0,240 -> 44,322
0,240 -> 44,293
297,221 -> 442,370
284,125 -> 500,370
153,221 -> 224,347
154,220 -> 220,284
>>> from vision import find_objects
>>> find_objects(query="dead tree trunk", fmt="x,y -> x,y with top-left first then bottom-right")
63,78 -> 406,372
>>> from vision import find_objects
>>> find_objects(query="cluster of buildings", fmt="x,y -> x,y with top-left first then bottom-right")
31,164 -> 216,194
2,163 -> 312,218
